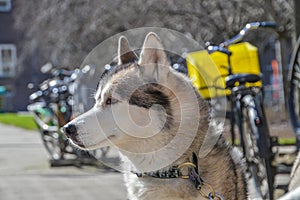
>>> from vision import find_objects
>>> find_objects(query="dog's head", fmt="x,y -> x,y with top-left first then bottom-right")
64,33 -> 205,155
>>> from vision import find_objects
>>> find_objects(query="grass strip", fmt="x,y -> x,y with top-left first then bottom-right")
0,113 -> 37,130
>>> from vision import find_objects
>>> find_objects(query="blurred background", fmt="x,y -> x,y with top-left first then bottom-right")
0,0 -> 297,113
0,0 -> 299,199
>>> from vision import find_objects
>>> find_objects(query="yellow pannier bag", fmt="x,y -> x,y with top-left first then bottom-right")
186,42 -> 261,99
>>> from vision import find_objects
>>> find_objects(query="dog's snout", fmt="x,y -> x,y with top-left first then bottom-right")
63,124 -> 77,136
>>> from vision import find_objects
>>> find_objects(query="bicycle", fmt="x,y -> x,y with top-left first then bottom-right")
186,22 -> 277,199
27,64 -> 107,166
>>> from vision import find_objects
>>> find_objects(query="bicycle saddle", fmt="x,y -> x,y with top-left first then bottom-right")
225,73 -> 261,88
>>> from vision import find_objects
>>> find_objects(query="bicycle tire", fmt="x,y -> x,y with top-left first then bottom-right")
255,98 -> 276,200
288,37 -> 300,139
41,131 -> 64,160
34,111 -> 65,160
242,94 -> 275,200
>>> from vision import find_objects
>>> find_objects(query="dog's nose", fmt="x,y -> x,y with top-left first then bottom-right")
63,124 -> 77,136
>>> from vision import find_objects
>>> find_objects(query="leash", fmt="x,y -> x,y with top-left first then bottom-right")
134,152 -> 224,200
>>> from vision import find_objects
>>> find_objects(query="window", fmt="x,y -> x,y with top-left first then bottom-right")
0,44 -> 16,77
0,0 -> 11,12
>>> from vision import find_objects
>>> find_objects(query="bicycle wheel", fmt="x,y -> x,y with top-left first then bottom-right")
42,131 -> 64,160
288,37 -> 300,138
35,110 -> 65,160
242,95 -> 275,200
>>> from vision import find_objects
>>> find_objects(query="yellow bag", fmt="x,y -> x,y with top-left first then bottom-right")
186,42 -> 261,99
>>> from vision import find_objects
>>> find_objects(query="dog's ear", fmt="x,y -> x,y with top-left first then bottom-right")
118,36 -> 138,65
138,32 -> 169,80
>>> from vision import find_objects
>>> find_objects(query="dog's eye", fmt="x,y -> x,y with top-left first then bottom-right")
106,97 -> 118,105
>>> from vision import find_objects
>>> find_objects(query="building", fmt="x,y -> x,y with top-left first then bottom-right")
0,0 -> 17,112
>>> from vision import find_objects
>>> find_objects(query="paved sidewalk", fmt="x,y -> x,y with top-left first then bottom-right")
0,124 -> 126,200
0,123 -> 293,199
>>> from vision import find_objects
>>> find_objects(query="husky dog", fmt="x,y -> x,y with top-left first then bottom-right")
64,33 -> 247,199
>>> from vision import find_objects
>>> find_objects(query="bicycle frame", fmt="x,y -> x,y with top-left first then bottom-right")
229,86 -> 262,151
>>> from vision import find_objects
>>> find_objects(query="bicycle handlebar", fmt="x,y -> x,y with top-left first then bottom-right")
29,65 -> 93,103
221,21 -> 277,47
207,45 -> 232,56
259,21 -> 277,28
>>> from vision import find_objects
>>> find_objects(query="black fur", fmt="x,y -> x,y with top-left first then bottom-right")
129,83 -> 173,129
129,83 -> 169,109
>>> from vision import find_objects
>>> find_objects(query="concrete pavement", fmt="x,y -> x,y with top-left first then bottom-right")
0,124 -> 126,200
0,122 -> 294,199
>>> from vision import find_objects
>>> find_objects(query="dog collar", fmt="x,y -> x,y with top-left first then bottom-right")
134,153 -> 223,200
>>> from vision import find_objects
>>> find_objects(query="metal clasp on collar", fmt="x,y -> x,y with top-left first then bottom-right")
178,162 -> 223,200
198,182 -> 223,200
177,162 -> 197,179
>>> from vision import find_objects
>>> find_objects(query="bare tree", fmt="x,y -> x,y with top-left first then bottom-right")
13,0 -> 294,71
